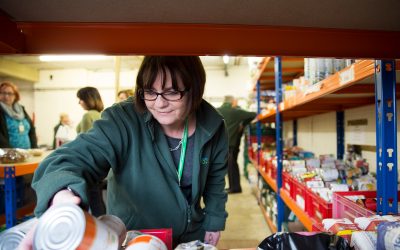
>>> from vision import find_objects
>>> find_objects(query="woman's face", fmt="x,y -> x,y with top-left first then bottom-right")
145,71 -> 189,128
118,93 -> 128,102
0,86 -> 16,106
79,99 -> 88,110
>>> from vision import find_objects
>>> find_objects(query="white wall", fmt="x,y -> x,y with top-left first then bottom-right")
6,64 -> 252,147
204,65 -> 252,107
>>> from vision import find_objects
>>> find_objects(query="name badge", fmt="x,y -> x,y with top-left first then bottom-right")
19,122 -> 25,133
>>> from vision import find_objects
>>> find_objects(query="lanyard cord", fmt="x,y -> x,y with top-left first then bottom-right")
177,118 -> 189,186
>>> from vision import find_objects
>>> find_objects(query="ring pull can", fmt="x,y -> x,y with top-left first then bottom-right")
125,234 -> 168,250
0,218 -> 38,250
98,214 -> 127,247
33,203 -> 119,250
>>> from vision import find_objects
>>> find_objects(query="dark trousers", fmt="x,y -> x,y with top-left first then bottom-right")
227,147 -> 241,192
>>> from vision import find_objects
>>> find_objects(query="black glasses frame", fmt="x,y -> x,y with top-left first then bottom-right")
140,89 -> 188,101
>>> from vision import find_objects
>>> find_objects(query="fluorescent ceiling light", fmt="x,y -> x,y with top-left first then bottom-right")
223,55 -> 229,64
39,55 -> 108,62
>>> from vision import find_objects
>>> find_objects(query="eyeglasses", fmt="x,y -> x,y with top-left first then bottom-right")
0,92 -> 15,97
140,89 -> 188,101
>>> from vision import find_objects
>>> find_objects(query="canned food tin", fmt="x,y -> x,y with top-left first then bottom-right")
33,203 -> 119,250
98,214 -> 127,246
0,218 -> 38,250
125,234 -> 167,250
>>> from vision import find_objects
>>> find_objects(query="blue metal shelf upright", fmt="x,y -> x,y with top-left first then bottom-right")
375,60 -> 398,214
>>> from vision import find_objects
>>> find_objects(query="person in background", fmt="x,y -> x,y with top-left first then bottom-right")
117,89 -> 134,102
20,56 -> 228,249
53,113 -> 77,148
76,86 -> 106,216
217,95 -> 256,194
76,86 -> 104,133
0,81 -> 38,149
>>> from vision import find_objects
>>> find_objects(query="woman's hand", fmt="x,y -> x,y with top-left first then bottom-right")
51,189 -> 81,206
204,231 -> 221,246
18,189 -> 81,250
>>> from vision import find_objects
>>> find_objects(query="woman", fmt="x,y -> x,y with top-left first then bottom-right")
76,86 -> 104,133
0,81 -> 37,149
22,56 -> 228,249
76,86 -> 106,217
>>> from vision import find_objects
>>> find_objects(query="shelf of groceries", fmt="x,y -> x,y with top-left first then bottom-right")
247,58 -> 400,249
256,59 -> 400,123
0,149 -> 52,228
248,143 -> 400,249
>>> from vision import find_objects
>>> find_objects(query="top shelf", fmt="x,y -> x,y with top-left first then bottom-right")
257,60 -> 400,123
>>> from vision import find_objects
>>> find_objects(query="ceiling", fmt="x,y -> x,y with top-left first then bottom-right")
1,0 -> 400,31
0,0 -> 400,81
1,1 -> 400,58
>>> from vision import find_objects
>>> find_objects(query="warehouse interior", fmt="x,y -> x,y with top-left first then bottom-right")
0,0 -> 400,249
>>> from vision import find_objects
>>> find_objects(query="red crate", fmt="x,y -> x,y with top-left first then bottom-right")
332,191 -> 400,221
249,135 -> 275,145
140,228 -> 173,250
282,172 -> 293,197
306,188 -> 332,222
291,178 -> 308,211
311,222 -> 326,232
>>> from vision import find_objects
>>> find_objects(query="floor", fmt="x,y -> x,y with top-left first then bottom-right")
217,164 -> 273,249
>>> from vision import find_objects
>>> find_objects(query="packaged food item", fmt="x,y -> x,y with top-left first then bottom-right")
322,218 -> 359,242
0,218 -> 38,250
33,203 -> 119,250
377,221 -> 400,250
354,215 -> 388,231
350,231 -> 377,250
0,148 -> 29,163
125,234 -> 167,250
174,240 -> 217,250
98,214 -> 127,247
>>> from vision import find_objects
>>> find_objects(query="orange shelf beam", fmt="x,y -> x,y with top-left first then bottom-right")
258,199 -> 277,233
258,60 -> 376,122
0,151 -> 51,177
250,157 -> 278,192
252,57 -> 272,90
280,189 -> 314,231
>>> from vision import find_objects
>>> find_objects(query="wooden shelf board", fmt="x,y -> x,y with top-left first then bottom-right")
280,189 -> 313,231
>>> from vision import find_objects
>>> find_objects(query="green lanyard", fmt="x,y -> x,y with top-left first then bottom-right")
177,118 -> 189,186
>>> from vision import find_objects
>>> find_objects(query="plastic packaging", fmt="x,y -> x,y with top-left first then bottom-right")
257,232 -> 351,250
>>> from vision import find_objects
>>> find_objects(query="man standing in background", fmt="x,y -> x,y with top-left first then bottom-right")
218,95 -> 256,193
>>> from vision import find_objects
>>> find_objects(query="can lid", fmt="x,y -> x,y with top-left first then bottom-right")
0,230 -> 25,250
33,203 -> 86,250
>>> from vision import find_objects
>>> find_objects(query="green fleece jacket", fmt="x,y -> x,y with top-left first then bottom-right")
32,98 -> 228,243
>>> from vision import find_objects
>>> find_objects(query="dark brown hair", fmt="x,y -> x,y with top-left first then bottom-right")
77,87 -> 104,112
0,81 -> 20,103
134,56 -> 206,113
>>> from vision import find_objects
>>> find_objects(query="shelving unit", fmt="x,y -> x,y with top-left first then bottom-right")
0,151 -> 51,228
251,58 -> 399,232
